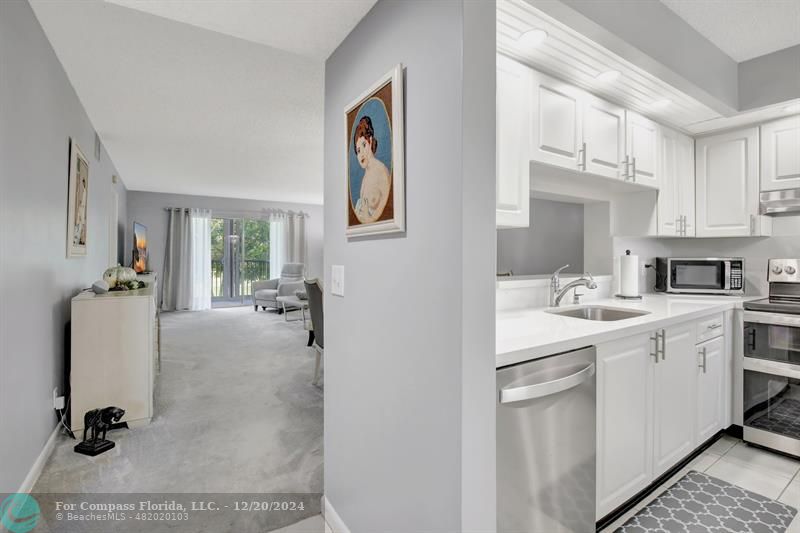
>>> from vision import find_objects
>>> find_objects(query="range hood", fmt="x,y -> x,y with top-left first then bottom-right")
761,189 -> 800,216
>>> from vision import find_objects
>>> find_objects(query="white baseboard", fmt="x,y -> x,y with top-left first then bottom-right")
322,495 -> 351,533
17,425 -> 59,494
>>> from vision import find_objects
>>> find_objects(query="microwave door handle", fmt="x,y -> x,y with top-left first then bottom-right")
724,261 -> 731,290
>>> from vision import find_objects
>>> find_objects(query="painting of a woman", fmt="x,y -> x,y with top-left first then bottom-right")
353,115 -> 391,224
345,64 -> 405,237
67,139 -> 89,257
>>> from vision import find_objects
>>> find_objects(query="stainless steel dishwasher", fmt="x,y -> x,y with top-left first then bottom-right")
497,346 -> 596,533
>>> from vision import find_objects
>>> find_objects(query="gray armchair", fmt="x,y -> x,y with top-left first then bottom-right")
252,263 -> 305,312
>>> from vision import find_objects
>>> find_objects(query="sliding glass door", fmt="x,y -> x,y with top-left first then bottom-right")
211,217 -> 269,307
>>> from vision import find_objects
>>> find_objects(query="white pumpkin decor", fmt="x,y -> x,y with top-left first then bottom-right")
103,265 -> 137,288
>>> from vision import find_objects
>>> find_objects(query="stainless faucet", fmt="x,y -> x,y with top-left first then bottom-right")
550,265 -> 598,307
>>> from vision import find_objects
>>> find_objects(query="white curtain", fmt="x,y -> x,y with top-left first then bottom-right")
269,211 -> 307,278
162,208 -> 212,311
190,209 -> 212,310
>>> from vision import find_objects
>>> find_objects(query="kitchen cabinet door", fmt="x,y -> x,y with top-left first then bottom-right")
761,115 -> 800,192
658,128 -> 695,236
696,126 -> 769,237
596,333 -> 654,519
530,69 -> 583,172
652,322 -> 696,479
583,95 -> 626,179
696,336 -> 725,443
625,111 -> 660,187
496,55 -> 531,228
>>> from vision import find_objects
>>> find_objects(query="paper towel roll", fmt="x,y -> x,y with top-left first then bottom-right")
620,251 -> 639,297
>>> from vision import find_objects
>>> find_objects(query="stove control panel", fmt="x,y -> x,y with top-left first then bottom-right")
767,259 -> 800,283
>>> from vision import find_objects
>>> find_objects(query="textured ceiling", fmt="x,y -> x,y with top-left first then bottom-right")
29,0 -> 376,204
104,0 -> 378,60
659,0 -> 800,62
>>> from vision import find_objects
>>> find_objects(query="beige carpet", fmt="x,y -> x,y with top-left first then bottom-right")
32,306 -> 323,531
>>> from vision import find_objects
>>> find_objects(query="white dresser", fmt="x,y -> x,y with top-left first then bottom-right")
70,280 -> 157,432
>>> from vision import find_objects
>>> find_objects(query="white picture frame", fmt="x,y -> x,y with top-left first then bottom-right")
67,138 -> 89,257
344,63 -> 405,237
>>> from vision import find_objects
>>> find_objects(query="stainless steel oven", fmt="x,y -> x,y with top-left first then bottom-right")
655,257 -> 744,295
743,259 -> 800,457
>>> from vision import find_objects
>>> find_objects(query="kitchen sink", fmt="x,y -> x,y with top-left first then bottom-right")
545,305 -> 650,321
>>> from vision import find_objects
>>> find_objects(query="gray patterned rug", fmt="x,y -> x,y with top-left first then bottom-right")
617,471 -> 797,533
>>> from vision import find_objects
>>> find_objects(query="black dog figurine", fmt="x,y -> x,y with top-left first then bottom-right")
74,406 -> 126,456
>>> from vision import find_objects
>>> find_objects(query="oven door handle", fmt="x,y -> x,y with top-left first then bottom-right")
743,357 -> 800,379
743,311 -> 800,327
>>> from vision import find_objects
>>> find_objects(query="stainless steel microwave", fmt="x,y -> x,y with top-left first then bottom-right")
655,257 -> 744,295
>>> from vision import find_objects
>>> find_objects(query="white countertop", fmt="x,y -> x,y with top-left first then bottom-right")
496,294 -> 756,368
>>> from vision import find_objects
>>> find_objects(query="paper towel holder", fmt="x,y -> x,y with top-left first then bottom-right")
615,249 -> 643,300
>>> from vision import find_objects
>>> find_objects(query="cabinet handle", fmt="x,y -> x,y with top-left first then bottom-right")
631,157 -> 637,182
681,215 -> 686,236
750,214 -> 756,236
622,155 -> 630,180
698,347 -> 707,373
650,333 -> 659,363
578,142 -> 587,171
658,329 -> 666,360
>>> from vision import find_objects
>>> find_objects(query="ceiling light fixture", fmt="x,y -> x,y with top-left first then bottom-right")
784,103 -> 800,113
650,99 -> 672,110
518,29 -> 548,48
596,70 -> 621,83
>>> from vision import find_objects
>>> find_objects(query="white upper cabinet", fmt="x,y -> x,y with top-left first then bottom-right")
496,54 -> 531,228
625,111 -> 660,187
696,126 -> 770,237
658,127 -> 695,237
530,69 -> 584,172
760,115 -> 800,192
583,95 -> 626,179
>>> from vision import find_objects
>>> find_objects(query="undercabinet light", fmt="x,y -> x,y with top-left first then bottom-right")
596,70 -> 621,83
518,29 -> 548,48
784,103 -> 800,113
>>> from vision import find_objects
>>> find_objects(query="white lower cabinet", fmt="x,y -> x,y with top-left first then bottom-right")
696,336 -> 725,443
652,322 -> 696,478
596,333 -> 654,519
596,317 -> 727,519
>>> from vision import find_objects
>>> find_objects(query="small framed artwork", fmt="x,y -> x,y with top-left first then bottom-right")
345,63 -> 405,237
67,138 -> 89,257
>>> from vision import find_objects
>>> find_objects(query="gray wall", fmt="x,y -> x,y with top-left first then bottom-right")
497,198 -> 584,276
0,0 -> 127,492
738,45 -> 800,111
126,191 -> 324,291
323,0 -> 496,530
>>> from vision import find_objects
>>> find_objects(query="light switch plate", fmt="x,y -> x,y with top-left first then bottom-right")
331,265 -> 345,296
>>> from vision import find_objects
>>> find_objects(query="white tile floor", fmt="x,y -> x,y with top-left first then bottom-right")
602,435 -> 800,532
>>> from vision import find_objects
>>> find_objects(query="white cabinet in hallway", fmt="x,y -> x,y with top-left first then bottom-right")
596,333 -> 654,519
625,111 -> 660,187
658,127 -> 695,237
695,126 -> 771,237
696,335 -> 725,443
496,54 -> 531,228
583,95 -> 626,179
760,115 -> 800,192
652,323 -> 696,478
529,68 -> 584,172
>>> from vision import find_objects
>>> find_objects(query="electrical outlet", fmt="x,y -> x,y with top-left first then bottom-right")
53,388 -> 65,410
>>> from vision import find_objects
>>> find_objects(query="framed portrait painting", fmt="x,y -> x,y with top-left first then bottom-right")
345,64 -> 405,237
67,138 -> 89,257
